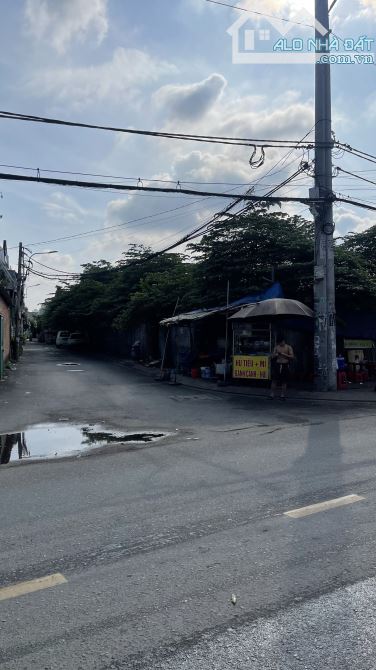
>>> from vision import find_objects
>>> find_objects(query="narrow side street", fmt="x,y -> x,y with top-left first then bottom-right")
1,344 -> 376,668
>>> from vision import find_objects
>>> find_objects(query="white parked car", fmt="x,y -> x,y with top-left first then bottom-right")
56,331 -> 70,348
67,332 -> 86,348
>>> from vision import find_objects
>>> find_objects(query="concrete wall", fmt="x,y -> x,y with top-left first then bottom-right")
0,294 -> 11,362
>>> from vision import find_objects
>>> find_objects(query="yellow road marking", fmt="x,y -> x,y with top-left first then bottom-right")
0,573 -> 67,602
284,494 -> 364,519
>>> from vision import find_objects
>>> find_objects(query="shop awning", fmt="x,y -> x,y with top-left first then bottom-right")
230,298 -> 313,320
160,283 -> 285,326
160,307 -> 226,326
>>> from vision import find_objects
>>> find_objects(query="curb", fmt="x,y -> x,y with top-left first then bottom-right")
123,362 -> 376,405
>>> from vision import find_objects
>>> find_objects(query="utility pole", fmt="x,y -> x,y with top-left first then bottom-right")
14,242 -> 24,361
313,0 -> 337,391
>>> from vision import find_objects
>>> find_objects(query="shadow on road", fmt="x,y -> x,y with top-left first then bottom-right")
273,417 -> 362,662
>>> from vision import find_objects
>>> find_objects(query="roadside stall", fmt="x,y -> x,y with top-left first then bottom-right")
159,307 -> 229,379
159,284 -> 285,380
343,338 -> 376,382
229,299 -> 314,383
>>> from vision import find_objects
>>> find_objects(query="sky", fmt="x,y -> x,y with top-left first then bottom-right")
0,0 -> 375,310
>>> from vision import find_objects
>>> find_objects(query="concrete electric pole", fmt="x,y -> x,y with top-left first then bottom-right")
313,0 -> 337,391
14,242 -> 24,361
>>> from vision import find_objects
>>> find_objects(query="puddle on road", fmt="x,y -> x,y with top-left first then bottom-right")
0,424 -> 165,464
56,362 -> 80,367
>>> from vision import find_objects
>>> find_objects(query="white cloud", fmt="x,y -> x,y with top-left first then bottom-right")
80,192 -> 210,261
26,251 -> 77,310
366,97 -> 376,120
359,0 -> 376,15
85,227 -> 178,262
171,149 -> 251,184
42,192 -> 88,222
156,78 -> 313,141
218,100 -> 314,139
24,0 -> 108,53
231,0 -> 314,23
239,0 -> 372,19
154,74 -> 227,121
330,0 -> 376,27
335,206 -> 376,235
105,195 -> 202,233
153,85 -> 314,192
28,48 -> 176,107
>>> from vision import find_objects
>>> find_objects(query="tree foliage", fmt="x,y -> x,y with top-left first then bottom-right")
41,245 -> 196,336
189,208 -> 314,306
40,211 -> 376,345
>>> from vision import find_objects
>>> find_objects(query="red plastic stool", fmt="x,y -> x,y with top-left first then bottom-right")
337,371 -> 348,390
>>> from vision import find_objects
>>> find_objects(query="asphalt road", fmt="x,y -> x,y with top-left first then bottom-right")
1,343 -> 376,669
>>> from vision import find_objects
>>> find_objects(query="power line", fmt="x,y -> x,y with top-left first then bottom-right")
203,0 -> 314,28
11,181 -> 254,250
0,170 -> 323,204
338,142 -> 376,166
335,196 -> 376,213
8,166 -> 308,250
28,267 -> 77,281
329,0 -> 340,11
336,167 -> 376,188
0,160 -> 314,192
35,172 -> 314,286
0,110 -> 324,149
19,166 -> 288,252
0,162 -> 253,188
12,128 -> 316,261
26,185 -> 256,280
33,196 -> 251,282
27,257 -> 80,276
8,193 -> 231,249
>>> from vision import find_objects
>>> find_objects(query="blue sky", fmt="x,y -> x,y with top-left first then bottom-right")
0,0 -> 375,309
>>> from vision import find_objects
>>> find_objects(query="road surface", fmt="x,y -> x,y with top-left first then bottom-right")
1,343 -> 376,669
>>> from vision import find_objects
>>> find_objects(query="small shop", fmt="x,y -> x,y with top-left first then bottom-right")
159,284 -> 285,380
339,338 -> 376,382
229,299 -> 314,384
159,307 -> 232,379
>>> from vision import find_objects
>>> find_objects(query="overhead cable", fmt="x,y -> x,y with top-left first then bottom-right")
203,0 -> 314,28
0,171 -> 324,205
0,110 -> 325,149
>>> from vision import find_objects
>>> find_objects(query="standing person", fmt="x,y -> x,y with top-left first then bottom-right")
270,335 -> 294,400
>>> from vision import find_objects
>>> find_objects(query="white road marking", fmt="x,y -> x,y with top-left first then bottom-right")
284,494 -> 364,519
0,573 -> 67,602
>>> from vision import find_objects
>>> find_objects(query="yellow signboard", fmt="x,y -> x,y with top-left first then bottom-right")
344,339 -> 374,350
232,355 -> 270,380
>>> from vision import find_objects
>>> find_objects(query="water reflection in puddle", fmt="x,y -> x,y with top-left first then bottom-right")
0,424 -> 165,464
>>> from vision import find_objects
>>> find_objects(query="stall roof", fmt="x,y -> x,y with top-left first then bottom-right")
229,304 -> 256,320
160,307 -> 227,326
160,283 -> 284,326
230,298 -> 313,320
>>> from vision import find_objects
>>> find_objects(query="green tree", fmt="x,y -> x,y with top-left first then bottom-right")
41,245 -> 198,341
335,244 -> 376,312
189,207 -> 314,306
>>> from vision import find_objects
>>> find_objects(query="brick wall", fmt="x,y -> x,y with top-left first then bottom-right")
0,294 -> 11,362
